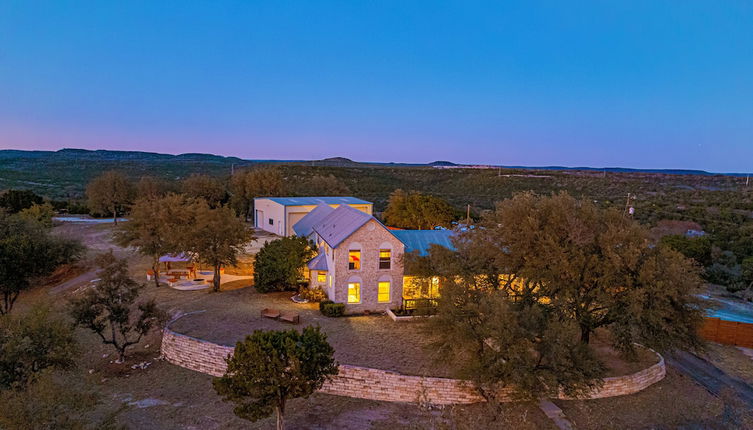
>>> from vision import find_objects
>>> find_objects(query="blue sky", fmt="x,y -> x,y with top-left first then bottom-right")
1,1 -> 752,172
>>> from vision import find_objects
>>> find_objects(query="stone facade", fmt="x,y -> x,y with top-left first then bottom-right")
161,325 -> 666,405
328,219 -> 405,314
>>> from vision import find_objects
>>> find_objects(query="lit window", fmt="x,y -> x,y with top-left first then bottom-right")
348,250 -> 361,270
431,277 -> 440,297
347,282 -> 360,303
378,281 -> 391,302
317,271 -> 326,283
379,249 -> 391,269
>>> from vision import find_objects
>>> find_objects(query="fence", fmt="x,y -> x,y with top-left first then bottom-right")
700,317 -> 753,349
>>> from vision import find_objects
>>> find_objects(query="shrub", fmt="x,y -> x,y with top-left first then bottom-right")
299,287 -> 327,302
319,300 -> 345,317
254,236 -> 315,293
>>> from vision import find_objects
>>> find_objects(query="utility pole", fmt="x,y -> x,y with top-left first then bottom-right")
466,204 -> 471,225
624,193 -> 635,217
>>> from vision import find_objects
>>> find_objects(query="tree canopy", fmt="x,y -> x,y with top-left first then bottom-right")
416,192 -> 705,398
292,174 -> 350,196
70,252 -> 166,362
114,193 -> 194,289
17,202 -> 55,227
253,236 -> 315,293
0,306 -> 78,390
85,171 -> 133,223
0,189 -> 43,214
213,327 -> 338,430
181,174 -> 226,207
183,202 -> 254,291
0,215 -> 84,315
382,189 -> 456,230
229,167 -> 286,220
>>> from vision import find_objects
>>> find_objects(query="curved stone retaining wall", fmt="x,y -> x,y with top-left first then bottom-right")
161,326 -> 665,405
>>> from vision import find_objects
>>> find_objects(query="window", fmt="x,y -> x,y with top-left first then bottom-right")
317,271 -> 326,283
348,250 -> 361,270
268,218 -> 274,225
379,249 -> 391,269
378,281 -> 391,303
347,282 -> 360,303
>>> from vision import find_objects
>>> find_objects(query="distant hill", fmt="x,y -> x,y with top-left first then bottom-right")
0,148 -> 749,200
0,148 -> 253,199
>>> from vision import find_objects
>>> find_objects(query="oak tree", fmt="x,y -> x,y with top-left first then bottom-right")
183,202 -> 254,291
213,327 -> 338,430
253,237 -> 315,293
114,193 -> 193,289
86,171 -> 133,224
0,215 -> 83,315
70,252 -> 166,362
419,192 -> 705,398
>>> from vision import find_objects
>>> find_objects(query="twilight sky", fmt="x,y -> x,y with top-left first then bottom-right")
1,1 -> 752,172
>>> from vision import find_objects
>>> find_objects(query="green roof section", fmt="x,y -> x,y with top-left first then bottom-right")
392,230 -> 456,256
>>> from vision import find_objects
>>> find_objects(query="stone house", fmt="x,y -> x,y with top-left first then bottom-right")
294,203 -> 454,313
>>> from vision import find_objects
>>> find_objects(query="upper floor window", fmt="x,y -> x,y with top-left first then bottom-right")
317,271 -> 326,283
348,250 -> 361,270
379,249 -> 391,270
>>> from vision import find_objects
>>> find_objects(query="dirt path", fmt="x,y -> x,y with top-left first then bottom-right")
49,269 -> 98,295
668,350 -> 753,408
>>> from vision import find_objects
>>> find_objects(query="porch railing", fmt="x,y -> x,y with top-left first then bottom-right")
401,298 -> 439,310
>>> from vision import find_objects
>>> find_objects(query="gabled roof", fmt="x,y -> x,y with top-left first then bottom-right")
259,196 -> 372,206
391,230 -> 456,256
307,252 -> 329,271
312,205 -> 374,248
293,203 -> 335,237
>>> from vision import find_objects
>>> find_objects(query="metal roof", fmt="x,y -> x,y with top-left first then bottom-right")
391,230 -> 456,256
293,204 -> 335,237
259,196 -> 372,206
307,252 -> 329,271
312,205 -> 373,248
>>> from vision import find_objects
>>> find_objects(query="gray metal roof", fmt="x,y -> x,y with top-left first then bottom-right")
312,205 -> 373,248
391,230 -> 456,256
259,196 -> 372,206
293,204 -> 335,237
307,252 -> 329,271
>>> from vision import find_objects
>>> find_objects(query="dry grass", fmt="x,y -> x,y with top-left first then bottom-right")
704,343 -> 753,386
556,367 -> 728,429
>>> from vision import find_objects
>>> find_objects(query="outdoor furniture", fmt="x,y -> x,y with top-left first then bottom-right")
279,312 -> 300,324
261,308 -> 281,319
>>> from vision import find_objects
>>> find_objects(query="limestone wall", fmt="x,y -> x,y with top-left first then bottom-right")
161,326 -> 666,405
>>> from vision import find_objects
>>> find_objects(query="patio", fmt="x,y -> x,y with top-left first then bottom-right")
148,253 -> 252,291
